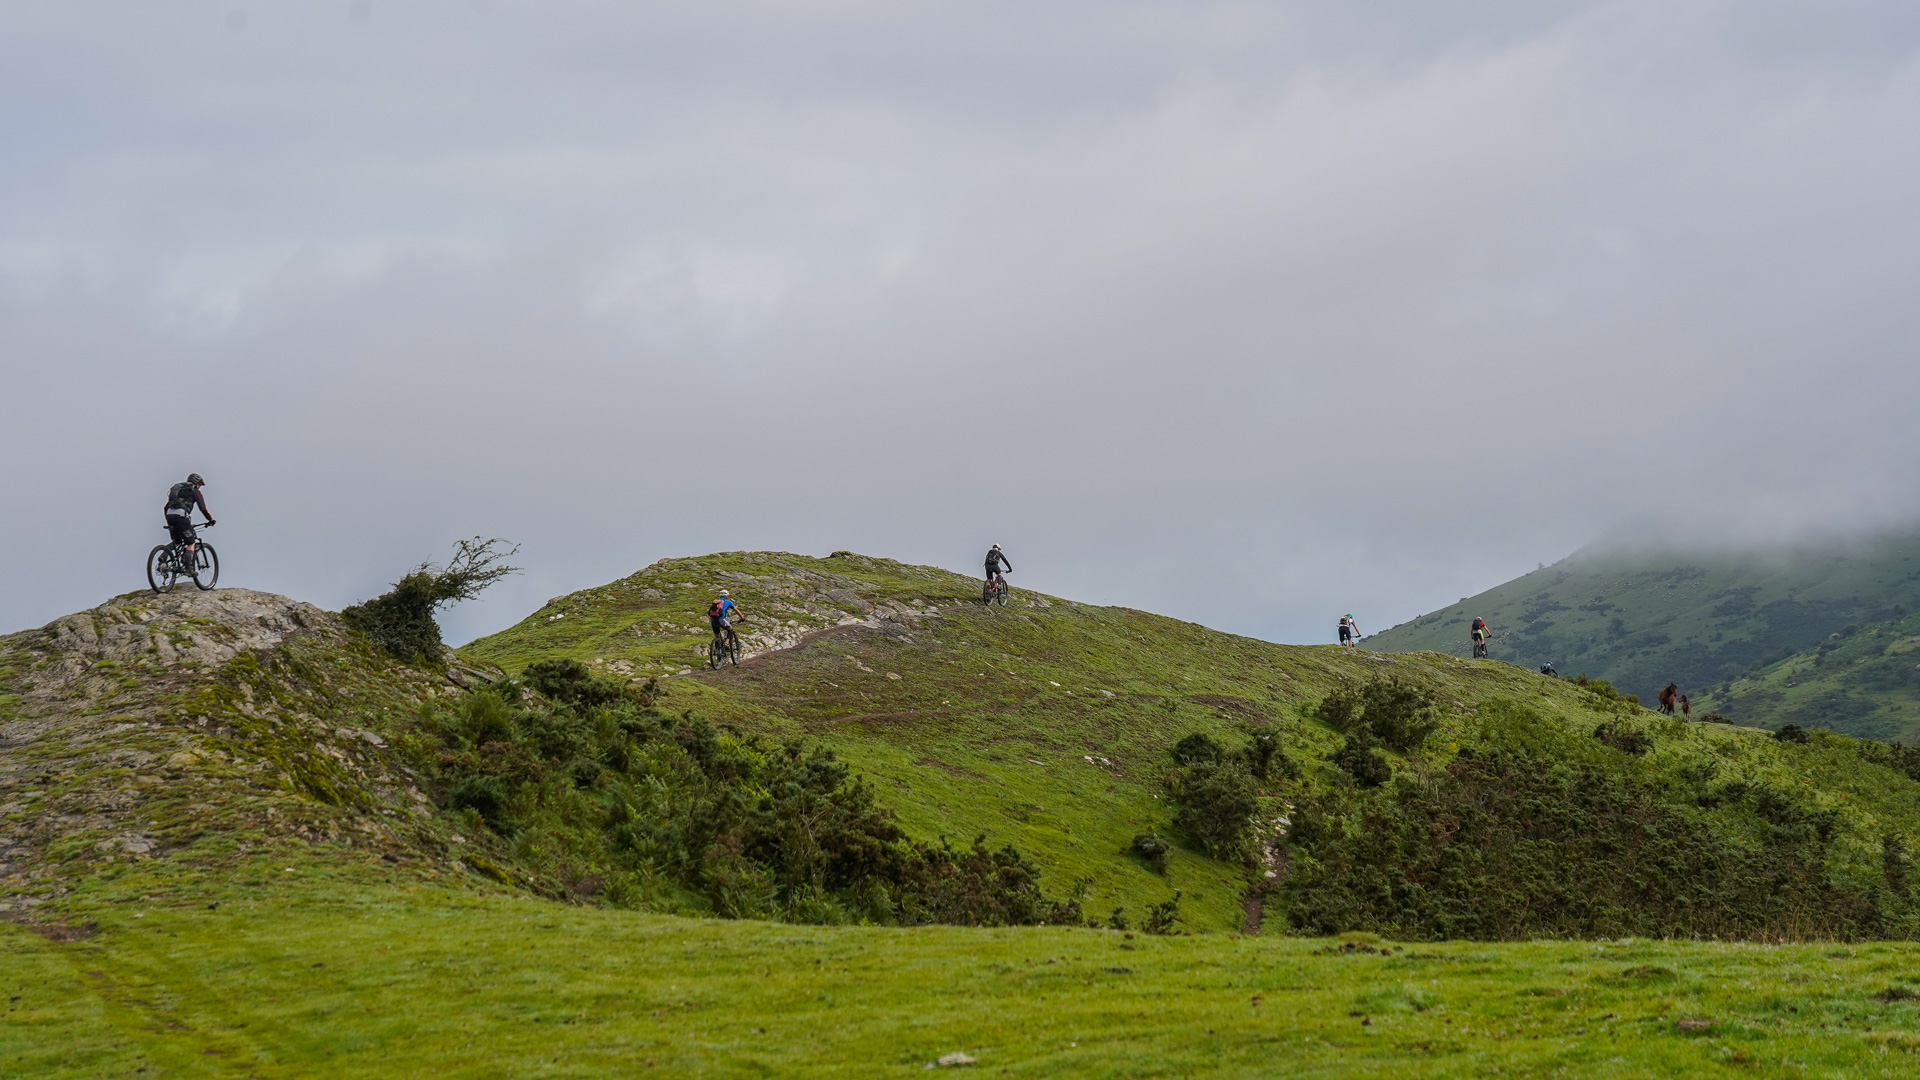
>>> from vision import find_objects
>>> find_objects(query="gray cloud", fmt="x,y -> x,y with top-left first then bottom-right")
4,1 -> 1918,647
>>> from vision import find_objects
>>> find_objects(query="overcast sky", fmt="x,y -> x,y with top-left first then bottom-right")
5,1 -> 1919,647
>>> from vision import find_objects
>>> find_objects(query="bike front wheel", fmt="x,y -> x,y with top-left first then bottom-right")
147,545 -> 177,594
708,637 -> 726,670
191,544 -> 220,590
725,634 -> 741,665
995,583 -> 1010,606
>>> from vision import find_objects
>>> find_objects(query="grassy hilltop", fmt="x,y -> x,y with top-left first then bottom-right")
11,552 -> 1920,1074
1364,534 -> 1920,739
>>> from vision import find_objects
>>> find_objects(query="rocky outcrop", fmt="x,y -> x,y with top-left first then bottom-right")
0,589 -> 496,911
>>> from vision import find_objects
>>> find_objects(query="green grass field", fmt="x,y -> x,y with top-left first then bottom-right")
8,854 -> 1920,1078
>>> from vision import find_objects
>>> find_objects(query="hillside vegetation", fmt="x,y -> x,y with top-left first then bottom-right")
12,554 -> 1920,1074
462,550 -> 1920,940
1365,534 -> 1920,738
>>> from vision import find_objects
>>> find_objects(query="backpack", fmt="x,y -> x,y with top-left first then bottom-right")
1471,618 -> 1486,632
167,482 -> 195,511
707,599 -> 724,618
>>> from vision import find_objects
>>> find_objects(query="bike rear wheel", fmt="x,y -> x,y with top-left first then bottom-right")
147,545 -> 177,593
191,543 -> 220,590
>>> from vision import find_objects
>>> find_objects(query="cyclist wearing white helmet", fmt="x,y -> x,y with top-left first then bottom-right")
984,544 -> 1012,582
707,588 -> 740,642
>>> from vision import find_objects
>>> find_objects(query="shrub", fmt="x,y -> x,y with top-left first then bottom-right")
453,689 -> 518,747
1143,891 -> 1182,935
523,658 -> 632,708
1357,678 -> 1439,752
1286,744 -> 1882,940
1171,732 -> 1224,766
417,689 -> 1079,928
1331,732 -> 1391,788
1314,678 -> 1438,752
1593,722 -> 1653,755
1774,724 -> 1811,744
447,775 -> 511,833
1171,759 -> 1261,860
343,538 -> 518,661
1244,731 -> 1297,780
1315,687 -> 1363,734
1129,832 -> 1170,875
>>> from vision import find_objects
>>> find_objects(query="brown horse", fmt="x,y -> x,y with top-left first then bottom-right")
1658,683 -> 1678,715
1679,694 -> 1692,720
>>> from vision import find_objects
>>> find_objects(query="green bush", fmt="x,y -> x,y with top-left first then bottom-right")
1286,741 -> 1881,940
414,663 -> 1079,927
1129,832 -> 1170,875
343,538 -> 518,662
1171,732 -> 1224,766
1171,759 -> 1260,860
1774,724 -> 1811,744
1593,722 -> 1653,755
1331,732 -> 1391,788
1314,678 -> 1438,752
1143,891 -> 1182,935
447,775 -> 511,833
1244,731 -> 1297,780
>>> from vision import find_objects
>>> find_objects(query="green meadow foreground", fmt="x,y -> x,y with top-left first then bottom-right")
9,858 -> 1920,1078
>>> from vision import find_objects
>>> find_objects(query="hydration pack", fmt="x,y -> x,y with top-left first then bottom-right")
166,482 -> 196,511
707,599 -> 724,618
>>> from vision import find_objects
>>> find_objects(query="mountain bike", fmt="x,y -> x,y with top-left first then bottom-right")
708,619 -> 742,669
147,521 -> 219,593
982,572 -> 1009,606
1471,637 -> 1490,659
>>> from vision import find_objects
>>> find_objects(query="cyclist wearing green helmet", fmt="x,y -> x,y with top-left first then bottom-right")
1337,613 -> 1360,647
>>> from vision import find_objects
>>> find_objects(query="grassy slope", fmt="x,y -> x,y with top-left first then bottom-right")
1700,610 -> 1920,740
10,856 -> 1920,1078
1364,535 -> 1920,737
459,551 -> 1920,937
461,552 -> 1622,931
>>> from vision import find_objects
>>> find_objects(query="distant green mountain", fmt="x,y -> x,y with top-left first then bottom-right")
1700,610 -> 1920,741
1365,533 -> 1920,737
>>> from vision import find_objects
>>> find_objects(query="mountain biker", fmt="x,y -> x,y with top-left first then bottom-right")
1338,614 -> 1360,647
707,589 -> 740,646
1540,662 -> 1558,678
1470,617 -> 1491,658
984,544 -> 1012,582
164,473 -> 215,563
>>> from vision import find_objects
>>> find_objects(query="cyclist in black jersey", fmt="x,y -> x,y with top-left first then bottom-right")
984,544 -> 1012,581
164,473 -> 215,563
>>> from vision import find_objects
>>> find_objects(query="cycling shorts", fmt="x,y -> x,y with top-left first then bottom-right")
710,615 -> 730,637
166,516 -> 197,545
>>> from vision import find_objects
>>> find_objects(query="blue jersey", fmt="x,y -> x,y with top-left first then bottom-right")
714,598 -> 738,622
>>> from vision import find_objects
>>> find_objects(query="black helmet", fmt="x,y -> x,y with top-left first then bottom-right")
187,473 -> 205,486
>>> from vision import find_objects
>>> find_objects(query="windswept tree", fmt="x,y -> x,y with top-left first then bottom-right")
344,537 -> 519,661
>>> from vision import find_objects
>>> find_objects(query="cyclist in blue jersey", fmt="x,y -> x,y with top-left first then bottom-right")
707,589 -> 741,647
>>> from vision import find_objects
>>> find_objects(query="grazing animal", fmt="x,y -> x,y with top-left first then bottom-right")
1679,694 -> 1692,720
1658,683 -> 1678,715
